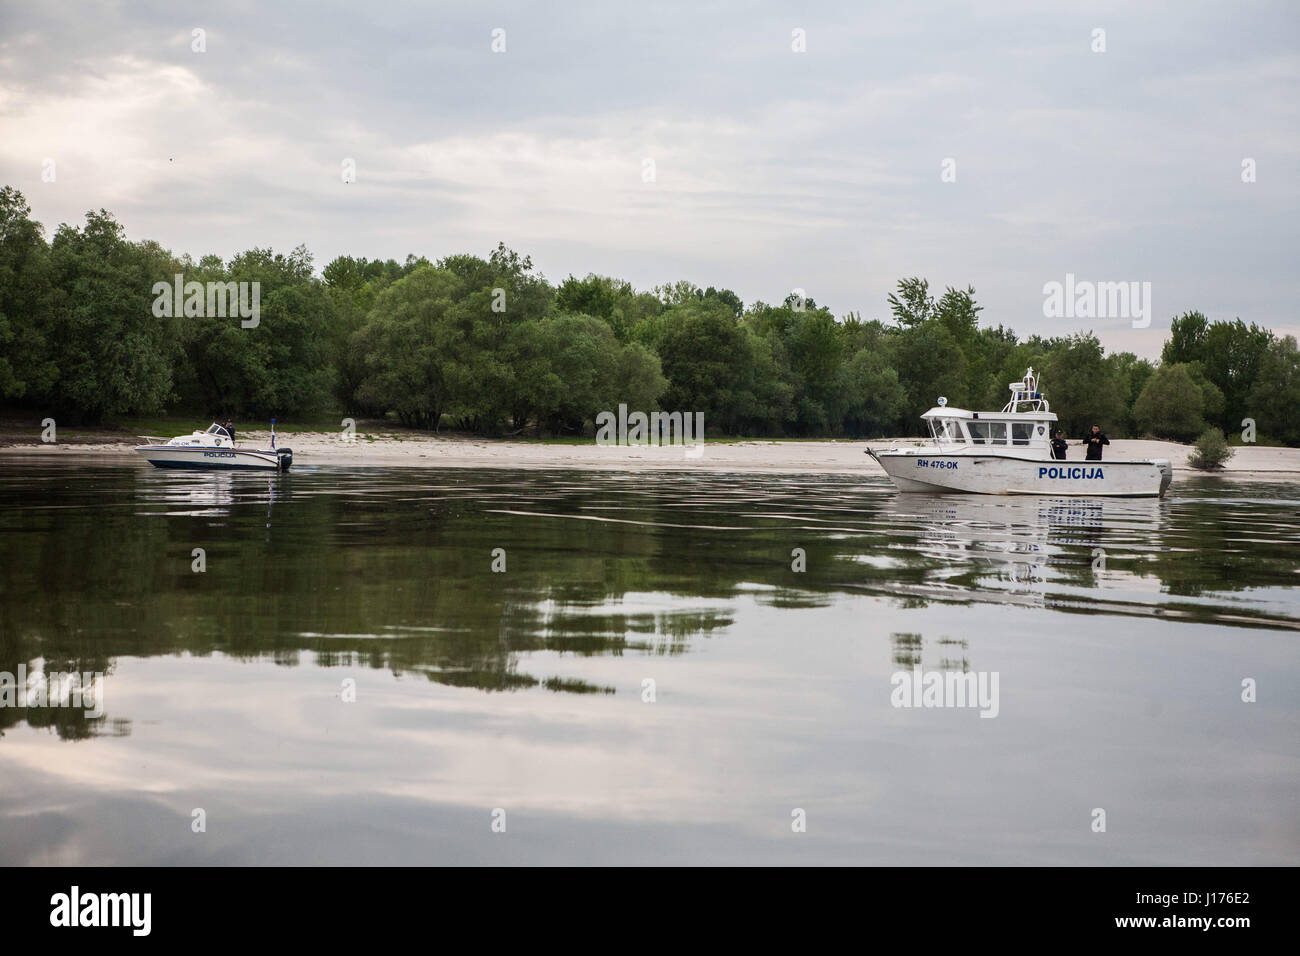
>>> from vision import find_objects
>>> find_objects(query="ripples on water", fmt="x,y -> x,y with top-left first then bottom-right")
1,461 -> 1297,864
4,462 -> 1299,706
131,464 -> 1300,620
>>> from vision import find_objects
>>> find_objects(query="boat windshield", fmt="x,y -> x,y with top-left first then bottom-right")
205,424 -> 231,439
928,419 -> 964,444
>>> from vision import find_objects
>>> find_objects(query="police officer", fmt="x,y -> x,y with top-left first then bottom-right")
1082,424 -> 1109,461
1050,429 -> 1068,460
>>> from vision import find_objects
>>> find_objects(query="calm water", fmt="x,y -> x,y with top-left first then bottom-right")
1,459 -> 1297,865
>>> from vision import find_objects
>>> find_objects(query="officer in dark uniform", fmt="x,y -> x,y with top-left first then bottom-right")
1050,429 -> 1068,460
1082,424 -> 1109,461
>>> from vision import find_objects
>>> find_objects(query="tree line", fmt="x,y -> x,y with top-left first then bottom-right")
2,186 -> 1297,444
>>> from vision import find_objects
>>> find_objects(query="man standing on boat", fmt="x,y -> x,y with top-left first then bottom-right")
1050,429 -> 1069,460
223,419 -> 236,444
1082,424 -> 1109,461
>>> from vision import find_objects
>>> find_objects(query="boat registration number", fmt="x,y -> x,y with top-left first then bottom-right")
916,459 -> 957,470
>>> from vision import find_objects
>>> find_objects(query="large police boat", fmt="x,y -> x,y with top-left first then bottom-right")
866,369 -> 1171,497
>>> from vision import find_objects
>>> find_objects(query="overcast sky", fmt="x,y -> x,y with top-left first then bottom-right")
2,0 -> 1296,357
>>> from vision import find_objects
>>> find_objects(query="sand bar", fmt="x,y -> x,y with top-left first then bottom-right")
2,431 -> 1297,476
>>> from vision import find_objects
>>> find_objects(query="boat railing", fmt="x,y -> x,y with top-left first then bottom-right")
1001,366 -> 1051,415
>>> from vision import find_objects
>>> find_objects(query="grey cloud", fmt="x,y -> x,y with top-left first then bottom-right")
1,0 -> 1296,354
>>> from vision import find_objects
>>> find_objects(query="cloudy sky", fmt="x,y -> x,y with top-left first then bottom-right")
1,0 -> 1296,357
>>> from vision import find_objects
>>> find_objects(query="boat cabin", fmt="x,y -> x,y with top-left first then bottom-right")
162,423 -> 234,448
919,368 -> 1058,455
921,409 -> 1056,449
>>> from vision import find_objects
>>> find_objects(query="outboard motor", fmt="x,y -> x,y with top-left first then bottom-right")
1156,460 -> 1173,497
277,448 -> 293,471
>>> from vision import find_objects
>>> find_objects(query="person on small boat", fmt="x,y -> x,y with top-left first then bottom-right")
1082,424 -> 1109,461
223,419 -> 236,443
1050,429 -> 1069,460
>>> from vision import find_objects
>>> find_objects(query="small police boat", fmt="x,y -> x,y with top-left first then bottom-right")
866,369 -> 1171,497
135,423 -> 292,471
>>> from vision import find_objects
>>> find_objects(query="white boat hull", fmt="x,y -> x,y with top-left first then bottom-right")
870,451 -> 1171,498
135,444 -> 292,471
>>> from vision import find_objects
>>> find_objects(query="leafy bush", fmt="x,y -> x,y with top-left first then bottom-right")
1188,427 -> 1234,470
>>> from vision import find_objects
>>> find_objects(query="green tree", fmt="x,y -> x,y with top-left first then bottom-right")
785,309 -> 844,433
531,314 -> 661,434
1040,333 -> 1126,437
887,277 -> 935,328
732,330 -> 796,435
837,349 -> 906,437
893,321 -> 969,431
1162,311 -> 1209,365
1248,335 -> 1300,445
1132,363 -> 1209,440
646,300 -> 754,431
555,273 -> 663,342
322,255 -> 427,415
702,286 -> 743,319
1108,351 -> 1156,434
535,314 -> 619,433
43,210 -> 180,421
1162,312 -> 1272,432
352,266 -> 466,429
615,342 -> 669,416
967,324 -> 1021,411
1200,319 -> 1272,432
556,274 -> 623,322
176,245 -> 333,419
0,187 -> 57,401
934,285 -> 982,345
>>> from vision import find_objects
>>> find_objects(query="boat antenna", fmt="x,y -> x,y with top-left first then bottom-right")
1002,367 -> 1050,414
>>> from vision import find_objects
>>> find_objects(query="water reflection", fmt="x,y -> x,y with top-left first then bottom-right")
890,632 -> 971,671
1,460 -> 1297,866
1,462 -> 1297,743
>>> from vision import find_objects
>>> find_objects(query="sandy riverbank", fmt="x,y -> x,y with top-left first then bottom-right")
2,430 -> 1299,475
